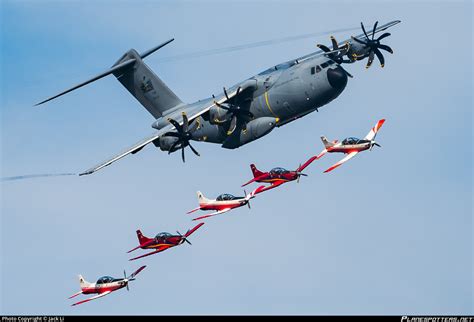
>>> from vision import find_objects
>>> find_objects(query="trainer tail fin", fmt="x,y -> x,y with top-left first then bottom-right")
320,136 -> 335,148
250,164 -> 264,178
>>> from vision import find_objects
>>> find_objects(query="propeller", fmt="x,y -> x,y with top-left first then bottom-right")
351,21 -> 393,68
214,87 -> 253,135
317,37 -> 353,78
244,189 -> 252,209
123,270 -> 130,291
176,230 -> 192,245
295,164 -> 308,183
317,36 -> 351,64
163,112 -> 200,162
370,141 -> 381,151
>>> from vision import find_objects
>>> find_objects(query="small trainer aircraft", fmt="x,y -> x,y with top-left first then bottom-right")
68,265 -> 146,306
316,119 -> 385,173
127,222 -> 204,261
241,156 -> 318,193
35,21 -> 400,176
187,187 -> 263,221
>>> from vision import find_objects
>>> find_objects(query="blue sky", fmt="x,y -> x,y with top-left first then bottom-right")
1,0 -> 472,315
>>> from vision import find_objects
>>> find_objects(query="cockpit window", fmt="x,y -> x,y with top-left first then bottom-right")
321,62 -> 329,68
342,137 -> 360,145
96,276 -> 115,284
155,232 -> 173,239
311,67 -> 315,75
316,66 -> 322,73
270,167 -> 288,175
216,194 -> 236,201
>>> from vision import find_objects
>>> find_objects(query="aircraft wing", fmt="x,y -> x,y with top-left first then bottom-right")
315,149 -> 328,160
71,291 -> 112,306
364,119 -> 386,141
296,20 -> 401,62
296,155 -> 319,172
323,151 -> 358,173
184,222 -> 205,237
79,87 -> 246,176
192,208 -> 231,221
254,181 -> 285,194
129,246 -> 172,261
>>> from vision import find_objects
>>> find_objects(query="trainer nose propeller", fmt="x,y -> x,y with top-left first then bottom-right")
176,231 -> 192,245
370,141 -> 381,151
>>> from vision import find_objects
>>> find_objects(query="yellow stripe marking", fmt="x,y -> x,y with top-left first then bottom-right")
264,91 -> 279,118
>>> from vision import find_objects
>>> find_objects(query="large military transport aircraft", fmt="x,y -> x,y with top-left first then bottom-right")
36,21 -> 400,176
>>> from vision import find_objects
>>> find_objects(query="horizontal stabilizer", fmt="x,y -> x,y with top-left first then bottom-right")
35,59 -> 136,106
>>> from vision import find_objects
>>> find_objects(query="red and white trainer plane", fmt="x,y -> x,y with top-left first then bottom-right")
316,119 -> 386,173
68,265 -> 146,306
187,187 -> 263,221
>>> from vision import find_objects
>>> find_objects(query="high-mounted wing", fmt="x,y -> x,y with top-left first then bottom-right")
128,245 -> 172,261
79,87 -> 246,176
296,20 -> 401,63
323,151 -> 358,173
71,291 -> 112,306
364,119 -> 386,141
192,208 -> 232,221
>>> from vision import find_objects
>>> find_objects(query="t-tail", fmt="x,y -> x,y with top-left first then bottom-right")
35,39 -> 184,119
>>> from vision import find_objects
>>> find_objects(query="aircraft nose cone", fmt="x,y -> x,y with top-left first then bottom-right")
327,66 -> 348,90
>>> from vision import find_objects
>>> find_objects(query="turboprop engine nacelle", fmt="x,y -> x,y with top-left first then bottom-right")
156,136 -> 180,152
222,117 -> 279,149
208,105 -> 230,125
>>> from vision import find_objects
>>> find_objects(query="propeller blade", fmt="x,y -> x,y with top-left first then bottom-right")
168,118 -> 183,133
361,22 -> 369,40
374,142 -> 381,147
317,44 -> 332,53
227,116 -> 237,135
126,282 -> 129,291
377,32 -> 391,41
181,146 -> 185,163
163,132 -> 181,138
168,140 -> 180,155
188,142 -> 201,157
374,48 -> 385,67
366,51 -> 375,69
182,113 -> 189,133
351,36 -> 367,45
223,87 -> 230,100
378,44 -> 393,54
330,36 -> 338,50
340,65 -> 353,78
371,21 -> 378,40
247,200 -> 251,209
185,238 -> 192,245
124,270 -> 127,279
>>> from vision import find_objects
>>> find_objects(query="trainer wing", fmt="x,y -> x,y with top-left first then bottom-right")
129,245 -> 172,261
364,119 -> 386,141
192,208 -> 232,221
71,291 -> 112,306
323,151 -> 359,173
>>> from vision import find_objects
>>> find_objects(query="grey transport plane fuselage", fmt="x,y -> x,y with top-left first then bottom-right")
36,20 -> 400,175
